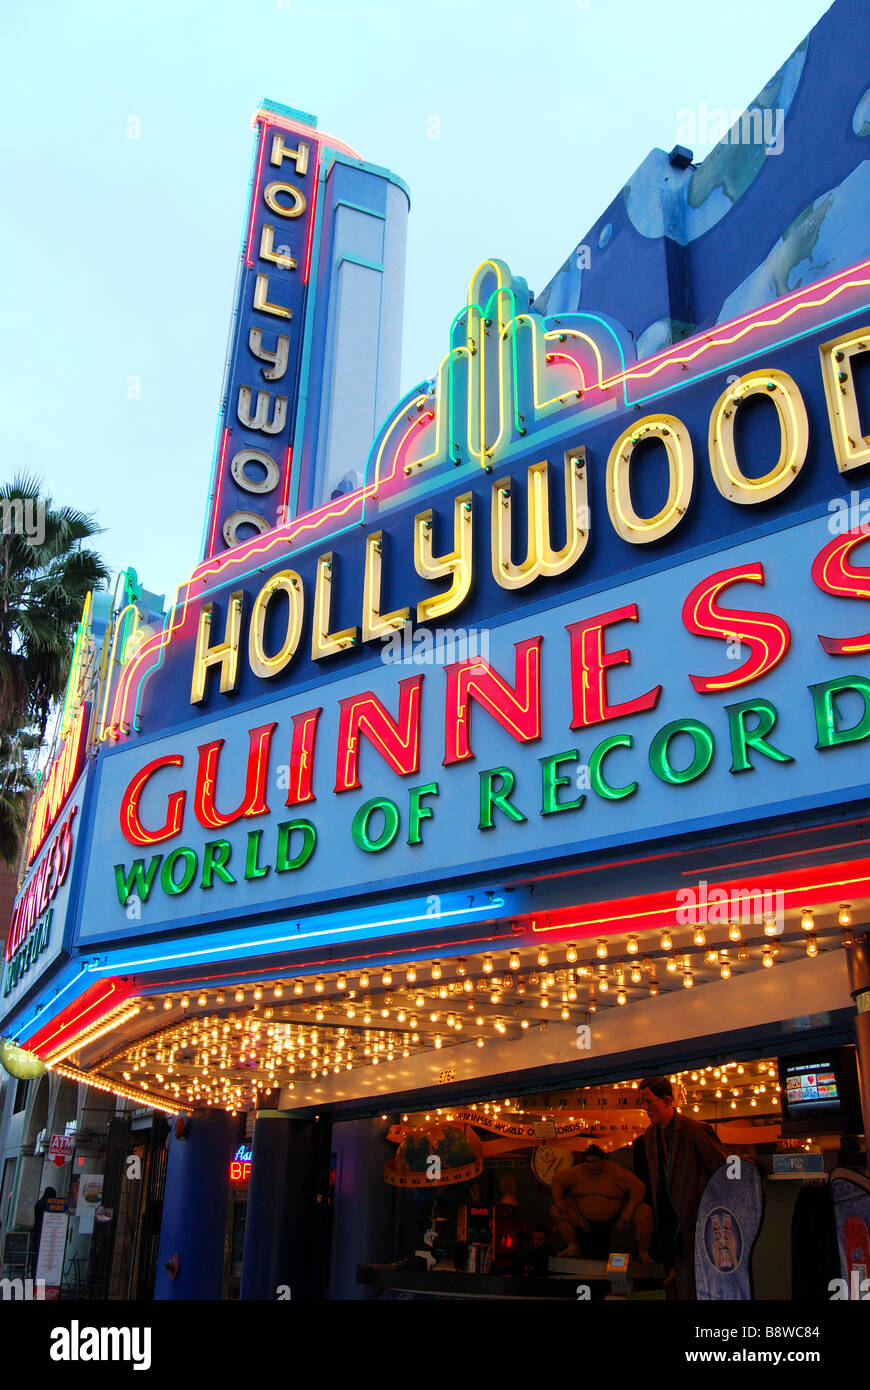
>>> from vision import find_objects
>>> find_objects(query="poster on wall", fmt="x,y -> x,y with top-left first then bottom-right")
35,1197 -> 69,1300
75,1174 -> 104,1234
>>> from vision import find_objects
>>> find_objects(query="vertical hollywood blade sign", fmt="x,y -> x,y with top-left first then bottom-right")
204,114 -> 321,558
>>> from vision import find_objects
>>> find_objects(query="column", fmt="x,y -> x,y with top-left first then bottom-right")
239,1111 -> 321,1300
154,1109 -> 237,1300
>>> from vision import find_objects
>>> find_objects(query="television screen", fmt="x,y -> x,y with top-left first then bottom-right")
778,1047 -> 861,1136
783,1061 -> 840,1117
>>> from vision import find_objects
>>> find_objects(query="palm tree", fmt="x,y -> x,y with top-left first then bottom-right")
0,474 -> 109,737
0,474 -> 109,866
0,728 -> 40,868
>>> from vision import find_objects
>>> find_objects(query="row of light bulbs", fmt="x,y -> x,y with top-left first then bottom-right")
86,913 -> 855,1113
147,920 -> 832,1021
140,902 -> 856,1020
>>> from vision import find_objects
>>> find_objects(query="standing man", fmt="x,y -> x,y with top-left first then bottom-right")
639,1075 -> 727,1299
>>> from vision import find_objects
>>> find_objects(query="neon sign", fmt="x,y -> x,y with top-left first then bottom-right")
24,704 -> 87,868
7,809 -> 76,962
230,1144 -> 253,1183
203,106 -> 366,560
161,328 -> 866,714
104,277 -> 870,742
98,519 -> 870,924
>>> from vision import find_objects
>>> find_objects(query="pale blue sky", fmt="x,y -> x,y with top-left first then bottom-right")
0,0 -> 829,600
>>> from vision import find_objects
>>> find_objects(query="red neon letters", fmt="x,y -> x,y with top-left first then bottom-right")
7,807 -> 76,961
285,708 -> 322,806
566,605 -> 661,729
335,678 -> 423,791
812,528 -> 870,655
194,723 -> 276,829
120,755 -> 187,846
682,563 -> 791,693
443,638 -> 542,765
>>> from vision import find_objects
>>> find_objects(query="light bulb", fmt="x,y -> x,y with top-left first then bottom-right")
381,968 -> 392,987
682,972 -> 694,989
509,951 -> 521,971
596,939 -> 607,959
805,934 -> 818,957
359,971 -> 370,989
660,930 -> 672,951
839,904 -> 852,927
537,948 -> 549,967
405,965 -> 417,984
566,944 -> 578,963
293,980 -> 304,995
648,982 -> 658,998
693,927 -> 706,947
720,961 -> 732,979
626,935 -> 639,955
762,948 -> 774,968
616,990 -> 627,1006
431,962 -> 442,980
763,916 -> 778,937
314,977 -> 324,993
800,909 -> 814,932
273,984 -> 284,998
483,956 -> 493,973
728,922 -> 741,942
